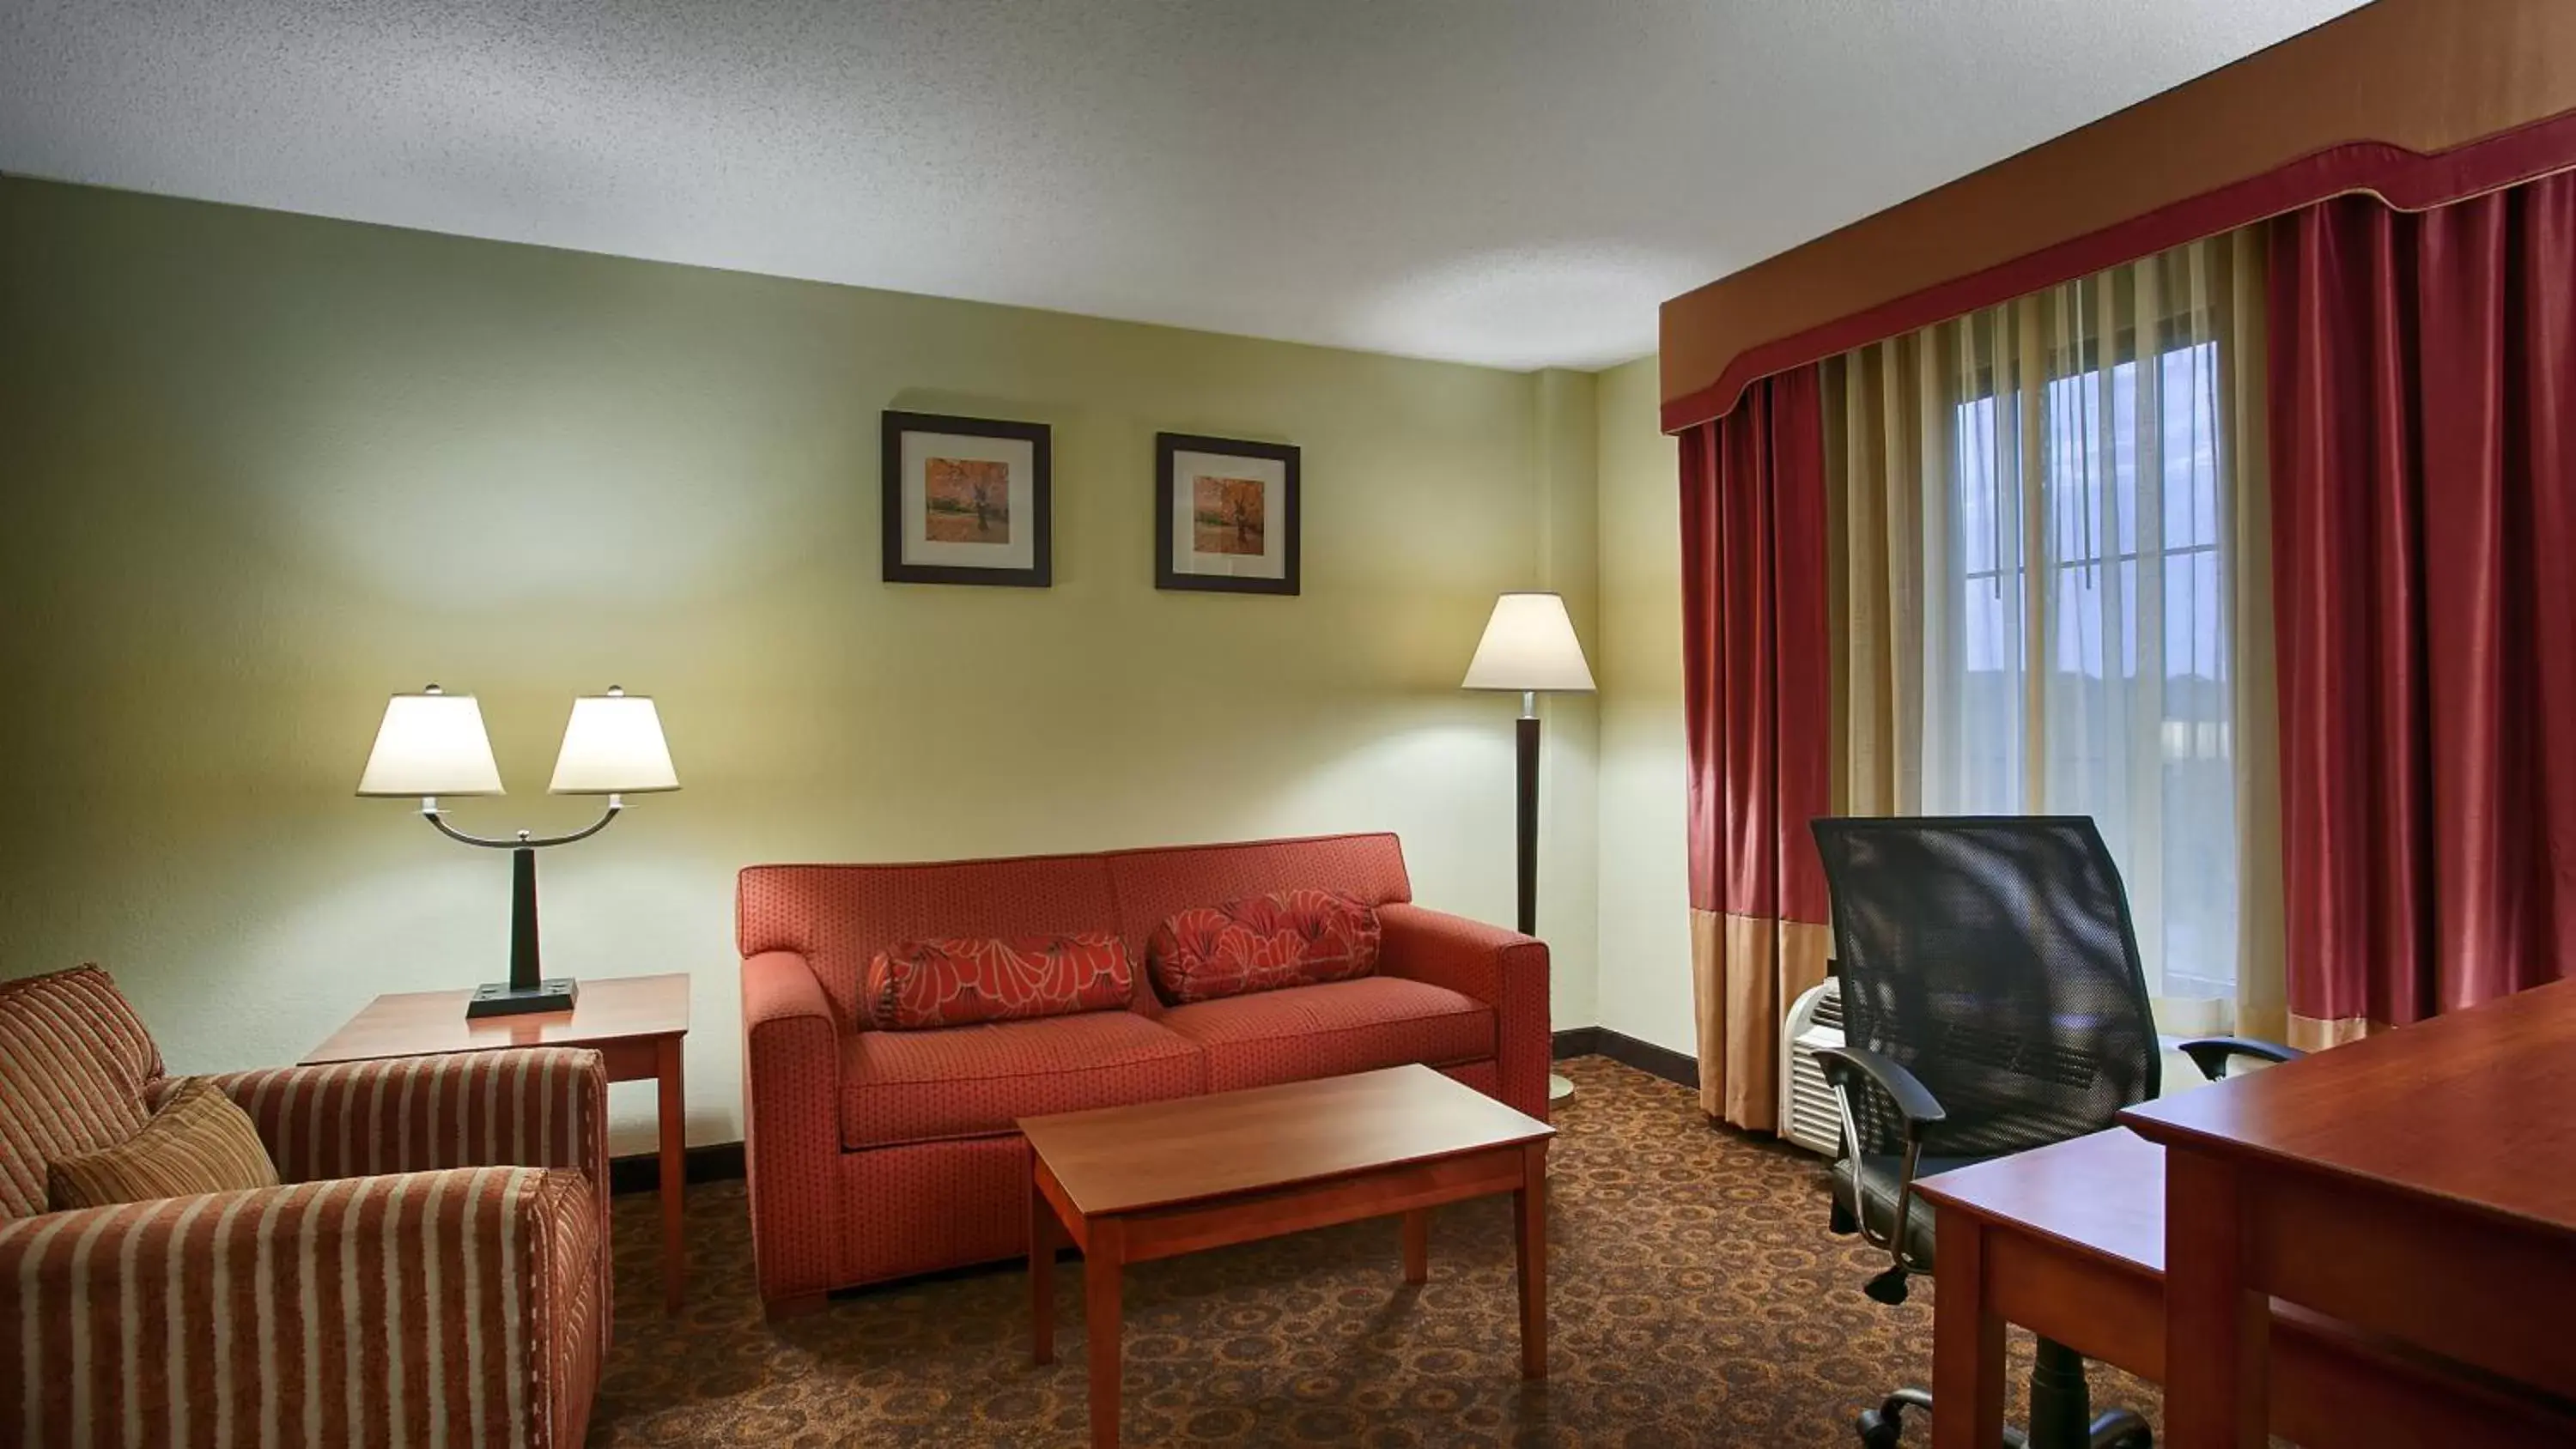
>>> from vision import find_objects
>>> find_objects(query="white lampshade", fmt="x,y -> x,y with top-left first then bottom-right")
357,687 -> 506,797
1461,592 -> 1595,693
549,688 -> 679,795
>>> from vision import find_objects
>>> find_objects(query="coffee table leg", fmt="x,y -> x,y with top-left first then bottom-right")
1030,1167 -> 1055,1366
1085,1222 -> 1124,1449
1402,1208 -> 1429,1284
1515,1143 -> 1547,1379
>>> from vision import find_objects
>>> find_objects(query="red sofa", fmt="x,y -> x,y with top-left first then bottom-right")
736,832 -> 1549,1313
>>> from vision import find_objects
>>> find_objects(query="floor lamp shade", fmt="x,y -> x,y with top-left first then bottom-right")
1461,592 -> 1597,694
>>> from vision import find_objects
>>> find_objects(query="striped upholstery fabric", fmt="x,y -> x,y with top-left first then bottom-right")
180,1047 -> 609,1186
46,1077 -> 280,1210
0,967 -> 165,1221
0,967 -> 611,1447
1,1164 -> 599,1447
180,1047 -> 617,1407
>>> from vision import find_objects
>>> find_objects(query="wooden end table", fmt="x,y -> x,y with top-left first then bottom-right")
1019,1064 -> 1553,1449
302,971 -> 693,1312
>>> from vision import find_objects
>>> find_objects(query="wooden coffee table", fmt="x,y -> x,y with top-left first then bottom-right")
1020,1064 -> 1553,1449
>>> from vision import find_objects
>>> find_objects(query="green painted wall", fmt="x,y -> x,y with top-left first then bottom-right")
0,177 -> 1610,1149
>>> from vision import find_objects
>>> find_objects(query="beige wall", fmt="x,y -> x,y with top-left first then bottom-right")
0,178 -> 1611,1152
1590,356 -> 1695,1058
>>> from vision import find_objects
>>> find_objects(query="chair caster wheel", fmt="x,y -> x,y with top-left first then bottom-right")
1856,1408 -> 1903,1449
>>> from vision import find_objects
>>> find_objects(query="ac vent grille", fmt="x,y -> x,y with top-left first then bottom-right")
1778,978 -> 1845,1158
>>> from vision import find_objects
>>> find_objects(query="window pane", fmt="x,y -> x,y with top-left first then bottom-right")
1934,318 -> 2238,1001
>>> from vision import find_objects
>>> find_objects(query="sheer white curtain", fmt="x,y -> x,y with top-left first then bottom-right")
1829,235 -> 2265,1010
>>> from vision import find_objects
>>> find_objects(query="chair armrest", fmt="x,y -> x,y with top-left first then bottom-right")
1814,1045 -> 1947,1302
0,1167 -> 598,1446
2176,1034 -> 2306,1082
1376,904 -> 1551,1119
175,1046 -> 610,1191
740,949 -> 844,1307
1814,1045 -> 1947,1137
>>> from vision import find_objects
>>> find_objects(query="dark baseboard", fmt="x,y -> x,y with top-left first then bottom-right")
609,1140 -> 746,1196
1556,1025 -> 1698,1090
619,1032 -> 1697,1195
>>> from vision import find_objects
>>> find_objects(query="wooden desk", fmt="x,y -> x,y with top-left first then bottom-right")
1917,1127 -> 2576,1449
1020,1065 -> 1552,1449
2122,980 -> 2576,1447
304,972 -> 693,1312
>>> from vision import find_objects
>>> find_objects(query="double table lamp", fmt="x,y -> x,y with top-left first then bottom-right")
1463,592 -> 1595,1102
358,684 -> 678,1019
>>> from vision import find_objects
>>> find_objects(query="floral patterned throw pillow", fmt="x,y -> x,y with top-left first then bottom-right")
867,932 -> 1133,1030
1147,889 -> 1383,1005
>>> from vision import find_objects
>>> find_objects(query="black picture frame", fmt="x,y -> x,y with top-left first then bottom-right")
1154,433 -> 1301,596
881,410 -> 1052,587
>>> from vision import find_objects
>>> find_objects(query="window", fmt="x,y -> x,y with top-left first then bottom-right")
1917,264 -> 2241,1003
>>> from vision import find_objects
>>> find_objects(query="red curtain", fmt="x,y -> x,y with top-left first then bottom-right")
1680,370 -> 1832,1127
2269,172 -> 2576,1044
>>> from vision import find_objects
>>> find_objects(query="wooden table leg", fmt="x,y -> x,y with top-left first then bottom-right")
1930,1203 -> 2004,1449
655,1036 -> 686,1313
1030,1165 -> 1056,1366
1401,1208 -> 1429,1285
2165,1148 -> 2269,1449
1514,1142 -> 1547,1379
1085,1220 -> 1124,1449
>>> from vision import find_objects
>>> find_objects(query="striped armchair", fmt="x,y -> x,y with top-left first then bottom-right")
0,966 -> 610,1447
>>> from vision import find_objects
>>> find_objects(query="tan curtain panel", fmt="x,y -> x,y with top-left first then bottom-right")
1821,229 -> 2283,1038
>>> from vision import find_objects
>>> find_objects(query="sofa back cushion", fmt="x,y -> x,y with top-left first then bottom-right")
1147,891 -> 1384,1004
739,856 -> 1121,1028
0,966 -> 167,1221
868,933 -> 1134,1030
1103,834 -> 1413,992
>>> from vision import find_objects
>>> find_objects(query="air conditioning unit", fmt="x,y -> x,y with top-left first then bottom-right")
1779,977 -> 1845,1157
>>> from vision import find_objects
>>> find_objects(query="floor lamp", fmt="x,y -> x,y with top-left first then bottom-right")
1462,591 -> 1595,1102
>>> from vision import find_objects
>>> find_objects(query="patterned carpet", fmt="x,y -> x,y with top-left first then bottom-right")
594,1056 -> 2160,1446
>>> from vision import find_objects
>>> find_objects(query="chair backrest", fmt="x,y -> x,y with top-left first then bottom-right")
1808,816 -> 2160,1159
0,966 -> 167,1220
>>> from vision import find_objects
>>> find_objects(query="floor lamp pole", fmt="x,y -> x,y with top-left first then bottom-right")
1516,692 -> 1576,1105
1516,692 -> 1540,937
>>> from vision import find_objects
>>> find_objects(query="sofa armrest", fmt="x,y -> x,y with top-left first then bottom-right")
1376,904 -> 1552,1119
0,1166 -> 600,1446
741,949 -> 844,1309
173,1046 -> 611,1191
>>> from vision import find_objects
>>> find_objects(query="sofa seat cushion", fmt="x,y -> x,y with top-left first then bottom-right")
1157,977 -> 1494,1094
840,1010 -> 1204,1149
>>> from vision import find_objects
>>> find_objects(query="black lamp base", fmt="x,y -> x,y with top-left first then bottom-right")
465,978 -> 580,1019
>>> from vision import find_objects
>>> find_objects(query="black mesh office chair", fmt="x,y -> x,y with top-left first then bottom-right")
1807,816 -> 2299,1449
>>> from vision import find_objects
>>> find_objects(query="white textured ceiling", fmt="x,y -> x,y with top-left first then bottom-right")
0,0 -> 2365,371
